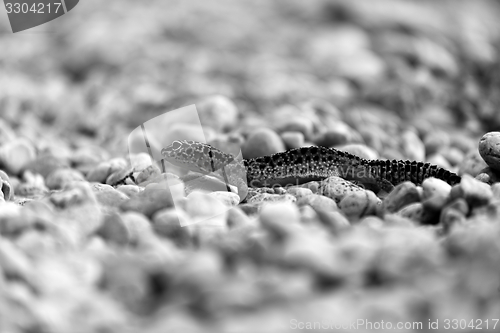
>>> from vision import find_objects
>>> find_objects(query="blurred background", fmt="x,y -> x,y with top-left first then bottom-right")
2,1 -> 500,332
1,0 -> 500,155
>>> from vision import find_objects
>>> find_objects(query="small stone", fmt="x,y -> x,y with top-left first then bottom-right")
121,212 -> 154,244
422,177 -> 452,201
339,190 -> 380,219
106,167 -> 133,186
0,203 -> 25,236
492,183 -> 500,200
441,147 -> 463,166
401,130 -> 425,161
129,153 -> 153,172
208,191 -> 240,206
318,176 -> 366,203
152,208 -> 191,246
440,208 -> 466,233
396,203 -> 424,223
298,193 -> 338,211
479,131 -> 500,172
0,239 -> 32,282
382,182 -> 420,213
184,191 -> 228,228
242,128 -> 285,159
424,131 -> 450,156
276,116 -> 315,140
246,193 -> 297,204
134,164 -> 161,185
45,168 -> 85,190
116,185 -> 141,197
0,138 -> 36,175
336,144 -> 378,160
226,207 -> 254,229
15,171 -> 48,198
475,167 -> 500,184
314,122 -> 354,147
260,202 -> 300,239
96,213 -> 130,246
449,174 -> 493,208
459,149 -> 488,177
281,131 -> 305,149
50,181 -> 97,208
286,187 -> 313,200
197,95 -> 239,132
22,154 -> 69,178
0,176 -> 12,201
426,154 -> 452,170
86,161 -> 112,183
120,182 -> 178,218
313,209 -> 350,232
0,119 -> 16,145
95,188 -> 130,207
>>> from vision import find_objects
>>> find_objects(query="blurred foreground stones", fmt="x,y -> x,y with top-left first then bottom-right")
1,0 -> 500,332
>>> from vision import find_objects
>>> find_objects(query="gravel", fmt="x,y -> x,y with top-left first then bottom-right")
1,0 -> 500,332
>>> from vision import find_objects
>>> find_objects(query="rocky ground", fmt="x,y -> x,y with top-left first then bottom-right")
1,0 -> 500,332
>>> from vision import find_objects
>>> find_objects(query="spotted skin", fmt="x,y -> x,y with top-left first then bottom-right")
161,140 -> 461,197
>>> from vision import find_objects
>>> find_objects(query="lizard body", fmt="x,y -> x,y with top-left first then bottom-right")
161,140 -> 461,198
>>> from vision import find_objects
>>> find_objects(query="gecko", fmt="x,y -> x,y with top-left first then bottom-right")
161,140 -> 461,199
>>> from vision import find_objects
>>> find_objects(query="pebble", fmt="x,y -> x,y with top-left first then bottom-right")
458,149 -> 488,177
96,213 -> 130,246
152,208 -> 191,246
106,167 -> 134,186
226,207 -> 254,229
0,119 -> 16,145
401,130 -> 425,161
382,182 -> 420,213
339,190 -> 380,219
246,193 -> 297,204
119,182 -> 179,218
449,174 -> 493,208
94,187 -> 130,207
22,153 -> 69,178
197,95 -> 239,132
423,131 -> 450,156
116,185 -> 141,197
134,164 -> 161,184
318,176 -> 366,203
421,177 -> 452,201
478,132 -> 500,172
335,144 -> 378,160
0,239 -> 32,283
286,187 -> 314,200
0,172 -> 13,201
86,161 -> 113,183
314,123 -> 353,147
120,212 -> 154,244
45,168 -> 85,190
297,193 -> 338,211
426,154 -> 452,170
242,128 -> 285,159
441,147 -> 463,166
128,153 -> 153,172
259,202 -> 300,239
15,171 -> 48,198
313,209 -> 350,232
441,208 -> 467,233
208,191 -> 240,206
0,138 -> 36,175
276,116 -> 315,140
281,131 -> 305,149
184,191 -> 229,228
396,203 -> 424,223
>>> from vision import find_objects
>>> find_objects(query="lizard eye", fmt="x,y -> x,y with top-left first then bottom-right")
171,141 -> 182,150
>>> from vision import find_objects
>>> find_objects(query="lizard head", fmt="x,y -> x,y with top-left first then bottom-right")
161,140 -> 236,174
